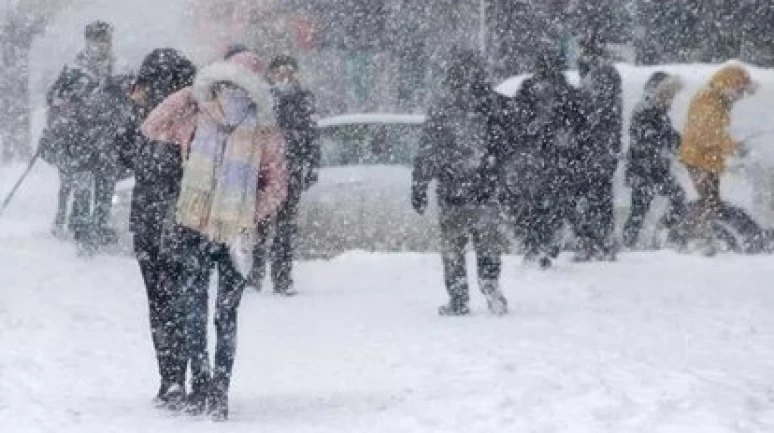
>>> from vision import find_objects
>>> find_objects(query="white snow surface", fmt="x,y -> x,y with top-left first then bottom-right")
2,163 -> 774,432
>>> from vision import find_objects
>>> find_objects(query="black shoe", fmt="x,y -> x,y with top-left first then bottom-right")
274,286 -> 298,297
184,391 -> 207,416
153,383 -> 185,410
206,389 -> 229,421
437,301 -> 470,316
95,226 -> 118,246
538,256 -> 552,269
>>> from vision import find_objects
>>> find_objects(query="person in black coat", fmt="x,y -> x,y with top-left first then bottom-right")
41,71 -> 131,254
411,49 -> 508,316
116,48 -> 196,409
622,72 -> 686,248
498,51 -> 587,268
45,20 -> 114,239
249,54 -> 320,296
575,41 -> 623,261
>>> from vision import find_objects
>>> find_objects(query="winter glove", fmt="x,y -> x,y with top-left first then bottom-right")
734,143 -> 751,159
304,168 -> 319,190
411,184 -> 428,215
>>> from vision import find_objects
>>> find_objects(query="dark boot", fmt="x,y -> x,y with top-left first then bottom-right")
206,386 -> 229,422
480,279 -> 508,315
154,382 -> 186,411
437,299 -> 471,316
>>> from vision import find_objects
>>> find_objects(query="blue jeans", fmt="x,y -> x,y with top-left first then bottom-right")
179,229 -> 247,396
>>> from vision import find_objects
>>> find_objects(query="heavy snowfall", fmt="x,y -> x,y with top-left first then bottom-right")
1,0 -> 774,431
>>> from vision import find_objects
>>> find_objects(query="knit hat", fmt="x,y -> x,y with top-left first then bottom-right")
84,20 -> 113,42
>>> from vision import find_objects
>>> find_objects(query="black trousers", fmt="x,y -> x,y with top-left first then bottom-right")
69,170 -> 117,248
133,227 -> 186,388
438,202 -> 503,306
251,192 -> 300,292
575,176 -> 616,257
179,229 -> 247,396
54,170 -> 74,228
518,194 -> 571,260
623,175 -> 686,247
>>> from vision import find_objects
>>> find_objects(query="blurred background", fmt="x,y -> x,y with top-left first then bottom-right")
2,0 -> 774,161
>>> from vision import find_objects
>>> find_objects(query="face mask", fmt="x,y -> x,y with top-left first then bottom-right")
273,81 -> 296,95
87,41 -> 111,58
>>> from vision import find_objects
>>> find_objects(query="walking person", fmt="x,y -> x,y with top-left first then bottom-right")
679,64 -> 758,255
499,51 -> 587,268
117,48 -> 197,409
575,39 -> 623,261
142,49 -> 288,420
411,49 -> 508,316
249,54 -> 320,295
623,72 -> 686,248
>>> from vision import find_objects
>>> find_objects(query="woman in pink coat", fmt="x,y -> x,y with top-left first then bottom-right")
142,49 -> 288,421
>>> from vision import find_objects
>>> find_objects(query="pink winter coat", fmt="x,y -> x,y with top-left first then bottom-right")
141,82 -> 289,223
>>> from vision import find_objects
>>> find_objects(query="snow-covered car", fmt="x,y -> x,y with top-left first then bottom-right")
110,113 -> 438,257
296,113 -> 438,257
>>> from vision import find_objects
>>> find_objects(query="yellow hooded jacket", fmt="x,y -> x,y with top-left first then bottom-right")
680,65 -> 752,174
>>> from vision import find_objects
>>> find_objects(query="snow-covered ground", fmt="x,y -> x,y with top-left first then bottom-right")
2,163 -> 774,432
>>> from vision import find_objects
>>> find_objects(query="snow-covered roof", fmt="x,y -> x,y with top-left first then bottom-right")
318,113 -> 426,128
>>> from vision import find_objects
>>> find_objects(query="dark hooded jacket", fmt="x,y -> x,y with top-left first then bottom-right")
40,73 -> 134,177
625,74 -> 681,186
272,86 -> 320,193
498,67 -> 588,207
579,61 -> 623,178
412,52 -> 503,206
116,48 -> 196,235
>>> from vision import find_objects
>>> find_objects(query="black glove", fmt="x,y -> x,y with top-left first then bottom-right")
411,184 -> 428,215
304,168 -> 319,189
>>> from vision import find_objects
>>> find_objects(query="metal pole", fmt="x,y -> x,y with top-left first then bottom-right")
479,0 -> 487,54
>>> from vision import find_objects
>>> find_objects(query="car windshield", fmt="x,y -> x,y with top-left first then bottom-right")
319,123 -> 422,167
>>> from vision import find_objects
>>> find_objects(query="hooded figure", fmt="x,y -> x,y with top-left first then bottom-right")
575,42 -> 623,262
679,64 -> 757,254
116,48 -> 196,411
142,50 -> 288,421
499,51 -> 587,268
411,49 -> 508,316
623,72 -> 686,248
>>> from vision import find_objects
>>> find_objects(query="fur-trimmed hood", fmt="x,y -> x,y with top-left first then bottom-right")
192,60 -> 276,126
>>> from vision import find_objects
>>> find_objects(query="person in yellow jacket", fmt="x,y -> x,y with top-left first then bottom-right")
680,64 -> 758,252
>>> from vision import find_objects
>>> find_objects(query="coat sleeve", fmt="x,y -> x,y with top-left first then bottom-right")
254,126 -> 289,223
140,88 -> 197,151
412,107 -> 444,192
301,92 -> 321,171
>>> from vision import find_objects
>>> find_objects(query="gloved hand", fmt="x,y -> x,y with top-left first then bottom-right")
411,185 -> 428,215
304,168 -> 319,189
735,142 -> 751,158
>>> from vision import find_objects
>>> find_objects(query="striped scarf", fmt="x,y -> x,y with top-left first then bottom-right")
176,91 -> 262,247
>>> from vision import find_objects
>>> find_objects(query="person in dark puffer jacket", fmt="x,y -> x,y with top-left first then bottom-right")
498,51 -> 587,269
411,49 -> 508,317
623,72 -> 686,248
116,48 -> 196,410
575,40 -> 623,261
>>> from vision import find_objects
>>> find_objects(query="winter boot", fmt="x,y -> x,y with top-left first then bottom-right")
206,387 -> 229,421
274,284 -> 298,297
154,383 -> 186,411
438,301 -> 471,316
185,374 -> 209,415
480,279 -> 508,315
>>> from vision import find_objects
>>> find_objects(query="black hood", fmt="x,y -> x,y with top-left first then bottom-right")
136,48 -> 196,110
